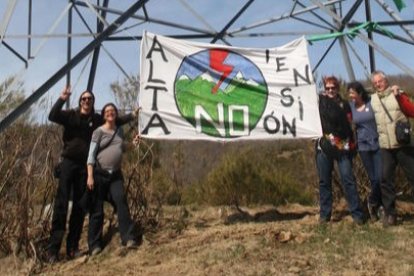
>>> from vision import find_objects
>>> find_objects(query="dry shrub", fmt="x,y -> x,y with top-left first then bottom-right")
0,124 -> 59,266
123,136 -> 162,231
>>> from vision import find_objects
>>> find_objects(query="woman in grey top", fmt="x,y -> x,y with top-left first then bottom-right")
86,103 -> 139,255
348,82 -> 382,221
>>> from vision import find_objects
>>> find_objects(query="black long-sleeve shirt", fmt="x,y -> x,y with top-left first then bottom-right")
318,95 -> 356,153
319,95 -> 354,140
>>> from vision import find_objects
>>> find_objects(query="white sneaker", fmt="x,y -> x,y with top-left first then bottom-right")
126,240 -> 138,249
91,247 -> 102,256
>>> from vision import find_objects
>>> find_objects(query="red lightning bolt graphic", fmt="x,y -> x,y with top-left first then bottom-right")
210,49 -> 234,94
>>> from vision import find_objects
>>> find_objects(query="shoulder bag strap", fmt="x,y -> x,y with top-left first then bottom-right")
97,127 -> 118,154
378,96 -> 393,123
95,128 -> 118,169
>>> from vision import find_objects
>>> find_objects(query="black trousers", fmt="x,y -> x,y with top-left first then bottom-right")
47,158 -> 86,256
87,171 -> 137,252
381,147 -> 414,215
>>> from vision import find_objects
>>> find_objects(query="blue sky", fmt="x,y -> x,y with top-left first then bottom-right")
0,0 -> 413,122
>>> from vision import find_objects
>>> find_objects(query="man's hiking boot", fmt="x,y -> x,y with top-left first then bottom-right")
367,202 -> 379,221
383,214 -> 397,227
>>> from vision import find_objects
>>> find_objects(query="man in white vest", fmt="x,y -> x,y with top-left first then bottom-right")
370,70 -> 414,226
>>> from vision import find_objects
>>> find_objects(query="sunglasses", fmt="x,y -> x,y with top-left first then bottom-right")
81,96 -> 93,102
325,86 -> 336,91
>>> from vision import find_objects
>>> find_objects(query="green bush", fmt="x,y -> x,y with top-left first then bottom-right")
185,144 -> 315,206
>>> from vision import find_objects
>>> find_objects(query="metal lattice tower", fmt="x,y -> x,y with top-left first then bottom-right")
0,0 -> 413,133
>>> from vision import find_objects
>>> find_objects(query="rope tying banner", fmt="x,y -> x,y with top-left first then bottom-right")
307,22 -> 395,43
393,0 -> 406,12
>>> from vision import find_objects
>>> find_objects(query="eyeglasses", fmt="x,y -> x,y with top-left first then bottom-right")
81,96 -> 93,102
325,86 -> 336,91
373,79 -> 386,85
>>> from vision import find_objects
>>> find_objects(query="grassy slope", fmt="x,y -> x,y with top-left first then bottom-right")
5,202 -> 414,275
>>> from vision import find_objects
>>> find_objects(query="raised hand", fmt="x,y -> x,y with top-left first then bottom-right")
391,85 -> 401,96
60,85 -> 72,101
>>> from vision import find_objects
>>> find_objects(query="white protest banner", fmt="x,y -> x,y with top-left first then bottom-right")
139,31 -> 322,141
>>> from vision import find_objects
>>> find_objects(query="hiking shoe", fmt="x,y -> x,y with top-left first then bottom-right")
67,249 -> 82,260
91,247 -> 102,256
318,216 -> 330,225
378,206 -> 385,221
46,252 -> 58,264
353,217 -> 366,226
367,203 -> 379,221
383,214 -> 397,227
137,233 -> 143,246
126,240 -> 138,249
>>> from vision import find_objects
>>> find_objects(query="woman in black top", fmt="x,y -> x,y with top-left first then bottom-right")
316,76 -> 365,224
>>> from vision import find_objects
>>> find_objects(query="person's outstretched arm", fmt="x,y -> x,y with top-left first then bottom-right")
48,86 -> 72,124
116,108 -> 140,126
393,85 -> 414,118
396,93 -> 414,118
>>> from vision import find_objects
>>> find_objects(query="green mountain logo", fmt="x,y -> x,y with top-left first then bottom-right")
174,49 -> 268,138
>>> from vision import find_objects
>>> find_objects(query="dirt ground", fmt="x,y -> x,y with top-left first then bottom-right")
2,202 -> 414,276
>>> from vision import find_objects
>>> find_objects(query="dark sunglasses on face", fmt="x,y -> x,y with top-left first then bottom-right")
81,96 -> 93,102
325,86 -> 336,91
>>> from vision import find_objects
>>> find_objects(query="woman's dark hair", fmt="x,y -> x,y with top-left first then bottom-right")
101,102 -> 118,122
347,81 -> 370,103
78,90 -> 96,113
